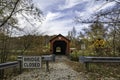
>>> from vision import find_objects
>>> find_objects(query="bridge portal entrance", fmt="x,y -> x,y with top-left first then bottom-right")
50,34 -> 70,55
53,41 -> 67,55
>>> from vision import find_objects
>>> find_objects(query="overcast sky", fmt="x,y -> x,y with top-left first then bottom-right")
17,0 -> 116,36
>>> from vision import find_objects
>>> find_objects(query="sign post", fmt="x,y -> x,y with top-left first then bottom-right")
22,56 -> 41,68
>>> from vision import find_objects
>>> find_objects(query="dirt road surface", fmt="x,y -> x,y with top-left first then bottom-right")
11,56 -> 87,80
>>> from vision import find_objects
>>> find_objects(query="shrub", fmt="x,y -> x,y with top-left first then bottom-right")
70,49 -> 96,61
70,50 -> 81,61
8,55 -> 17,61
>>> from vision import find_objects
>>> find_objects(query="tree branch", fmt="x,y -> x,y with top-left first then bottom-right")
0,0 -> 20,27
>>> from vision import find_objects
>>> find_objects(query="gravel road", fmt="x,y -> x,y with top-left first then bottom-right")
11,58 -> 86,80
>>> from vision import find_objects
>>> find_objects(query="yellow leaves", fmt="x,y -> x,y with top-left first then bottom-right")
93,39 -> 106,48
89,44 -> 94,49
88,39 -> 106,49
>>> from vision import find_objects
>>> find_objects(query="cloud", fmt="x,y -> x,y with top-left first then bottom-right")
99,1 -> 116,10
33,0 -> 64,12
45,12 -> 64,21
15,0 -> 116,36
75,1 -> 116,20
39,12 -> 73,36
38,0 -> 116,36
86,1 -> 116,13
58,0 -> 87,10
40,12 -> 88,36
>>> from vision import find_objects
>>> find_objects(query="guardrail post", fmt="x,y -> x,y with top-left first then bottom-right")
42,55 -> 55,72
46,61 -> 49,72
85,62 -> 89,71
52,54 -> 55,62
0,69 -> 4,80
17,56 -> 22,74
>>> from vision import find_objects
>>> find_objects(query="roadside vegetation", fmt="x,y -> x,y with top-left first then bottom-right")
65,60 -> 120,79
67,1 -> 120,79
68,21 -> 120,79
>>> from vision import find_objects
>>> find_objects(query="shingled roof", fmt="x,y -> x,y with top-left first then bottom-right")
50,34 -> 70,42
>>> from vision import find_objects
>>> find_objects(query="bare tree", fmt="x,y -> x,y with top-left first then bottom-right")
0,0 -> 43,28
0,0 -> 43,79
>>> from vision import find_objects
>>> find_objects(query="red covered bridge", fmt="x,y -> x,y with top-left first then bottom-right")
50,34 -> 70,55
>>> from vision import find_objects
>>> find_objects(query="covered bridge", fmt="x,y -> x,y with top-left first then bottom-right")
50,34 -> 70,55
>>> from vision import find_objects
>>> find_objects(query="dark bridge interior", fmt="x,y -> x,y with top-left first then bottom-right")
53,41 -> 67,55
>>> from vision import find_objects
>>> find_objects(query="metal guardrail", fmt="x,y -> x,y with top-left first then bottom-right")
79,56 -> 120,70
0,61 -> 19,69
17,54 -> 56,72
0,56 -> 23,76
79,56 -> 120,63
42,54 -> 55,62
0,54 -> 56,76
41,54 -> 56,72
0,60 -> 22,79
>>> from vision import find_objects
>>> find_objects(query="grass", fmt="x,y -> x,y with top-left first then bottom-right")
65,60 -> 120,80
65,60 -> 85,72
68,50 -> 120,79
1,66 -> 20,79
